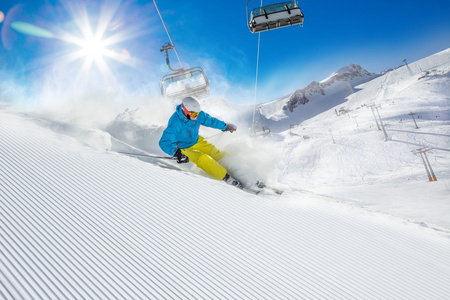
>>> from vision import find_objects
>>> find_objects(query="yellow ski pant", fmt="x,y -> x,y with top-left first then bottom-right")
181,136 -> 227,181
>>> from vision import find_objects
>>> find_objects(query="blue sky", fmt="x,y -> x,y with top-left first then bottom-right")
1,0 -> 450,105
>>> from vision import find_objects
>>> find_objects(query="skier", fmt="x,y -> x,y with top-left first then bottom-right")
159,96 -> 242,188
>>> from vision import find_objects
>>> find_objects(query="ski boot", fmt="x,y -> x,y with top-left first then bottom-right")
223,174 -> 243,189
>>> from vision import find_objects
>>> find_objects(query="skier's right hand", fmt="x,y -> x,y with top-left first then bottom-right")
175,149 -> 189,164
223,123 -> 237,133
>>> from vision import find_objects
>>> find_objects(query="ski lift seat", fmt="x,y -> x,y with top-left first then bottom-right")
251,124 -> 271,136
161,67 -> 210,100
250,118 -> 271,136
249,1 -> 304,33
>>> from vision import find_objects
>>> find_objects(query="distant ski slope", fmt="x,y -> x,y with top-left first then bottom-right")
1,111 -> 450,299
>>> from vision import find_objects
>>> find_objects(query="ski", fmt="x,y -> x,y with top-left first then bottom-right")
226,181 -> 284,196
255,181 -> 284,195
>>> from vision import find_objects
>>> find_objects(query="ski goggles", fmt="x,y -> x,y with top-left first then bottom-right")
189,111 -> 199,118
182,104 -> 200,118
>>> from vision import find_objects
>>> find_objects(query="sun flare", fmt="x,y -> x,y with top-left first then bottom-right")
55,0 -> 137,83
79,36 -> 107,60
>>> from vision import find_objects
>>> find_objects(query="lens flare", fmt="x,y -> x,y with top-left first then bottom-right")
0,11 -> 4,23
3,0 -> 151,92
10,21 -> 55,38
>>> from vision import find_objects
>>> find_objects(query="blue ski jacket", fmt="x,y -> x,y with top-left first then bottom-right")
159,104 -> 227,156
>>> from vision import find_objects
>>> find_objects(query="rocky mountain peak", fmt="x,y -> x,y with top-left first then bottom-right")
283,63 -> 373,112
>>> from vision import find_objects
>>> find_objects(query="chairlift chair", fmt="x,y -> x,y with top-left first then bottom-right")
160,43 -> 210,100
247,0 -> 304,33
161,67 -> 210,100
249,107 -> 271,136
250,120 -> 271,136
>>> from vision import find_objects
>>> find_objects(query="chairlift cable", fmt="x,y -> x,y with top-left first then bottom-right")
252,0 -> 264,128
153,0 -> 184,69
252,32 -> 261,127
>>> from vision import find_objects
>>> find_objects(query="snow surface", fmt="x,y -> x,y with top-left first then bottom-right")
1,48 -> 450,298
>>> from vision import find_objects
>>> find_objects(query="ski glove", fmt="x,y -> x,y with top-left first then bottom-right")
175,149 -> 189,164
223,123 -> 237,133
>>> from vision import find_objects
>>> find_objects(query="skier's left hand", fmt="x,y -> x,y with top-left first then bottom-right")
175,149 -> 189,164
223,123 -> 237,133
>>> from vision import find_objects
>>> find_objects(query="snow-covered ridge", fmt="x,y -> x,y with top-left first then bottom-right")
322,63 -> 373,83
283,63 -> 375,113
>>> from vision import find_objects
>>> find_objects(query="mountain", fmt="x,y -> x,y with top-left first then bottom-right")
283,63 -> 375,113
1,48 -> 450,298
258,48 -> 450,228
252,63 -> 376,132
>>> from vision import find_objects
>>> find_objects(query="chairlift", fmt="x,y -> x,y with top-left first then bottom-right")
160,67 -> 210,100
249,107 -> 271,136
250,120 -> 271,136
247,0 -> 304,33
160,43 -> 210,100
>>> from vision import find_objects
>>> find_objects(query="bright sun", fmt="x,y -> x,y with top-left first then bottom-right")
4,1 -> 140,87
57,1 -> 133,81
79,37 -> 107,60
62,31 -> 112,78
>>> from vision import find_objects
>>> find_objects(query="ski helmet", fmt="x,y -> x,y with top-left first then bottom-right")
181,96 -> 201,114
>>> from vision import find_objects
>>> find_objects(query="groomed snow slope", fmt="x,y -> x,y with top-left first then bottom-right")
2,112 -> 450,299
